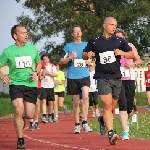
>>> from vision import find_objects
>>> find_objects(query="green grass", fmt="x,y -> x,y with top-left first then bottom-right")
0,92 -> 148,117
89,111 -> 150,140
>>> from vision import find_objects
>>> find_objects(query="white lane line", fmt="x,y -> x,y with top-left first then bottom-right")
23,127 -> 90,150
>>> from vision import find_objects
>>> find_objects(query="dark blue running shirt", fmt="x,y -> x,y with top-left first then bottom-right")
83,34 -> 132,79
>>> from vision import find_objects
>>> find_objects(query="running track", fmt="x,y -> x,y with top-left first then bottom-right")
0,107 -> 149,150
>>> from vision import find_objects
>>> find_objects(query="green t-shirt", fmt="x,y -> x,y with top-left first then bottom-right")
0,43 -> 40,87
54,70 -> 66,92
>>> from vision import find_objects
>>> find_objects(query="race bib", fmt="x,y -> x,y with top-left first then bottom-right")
120,67 -> 130,77
89,85 -> 97,92
99,51 -> 116,64
148,79 -> 150,83
15,56 -> 32,68
74,59 -> 86,67
45,76 -> 51,82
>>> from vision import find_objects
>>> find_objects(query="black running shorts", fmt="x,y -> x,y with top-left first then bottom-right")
9,85 -> 37,104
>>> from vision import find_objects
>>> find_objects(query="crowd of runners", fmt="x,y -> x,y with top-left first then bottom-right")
1,16 -> 150,149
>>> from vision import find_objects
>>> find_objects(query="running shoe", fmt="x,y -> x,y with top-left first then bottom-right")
95,109 -> 100,117
29,122 -> 35,131
48,116 -> 53,123
122,131 -> 129,140
92,112 -> 96,118
82,123 -> 92,132
108,130 -> 119,145
74,125 -> 81,134
34,122 -> 40,130
97,116 -> 107,135
53,116 -> 59,122
42,117 -> 48,123
148,105 -> 150,111
17,139 -> 26,149
64,105 -> 68,114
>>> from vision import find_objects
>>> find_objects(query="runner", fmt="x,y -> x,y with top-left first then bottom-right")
0,24 -> 40,149
145,63 -> 150,111
41,55 -> 58,123
115,28 -> 142,140
82,17 -> 134,145
29,61 -> 46,130
88,62 -> 100,117
60,25 -> 92,134
53,62 -> 68,122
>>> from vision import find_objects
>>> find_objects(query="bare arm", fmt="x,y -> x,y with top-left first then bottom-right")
59,56 -> 73,65
114,49 -> 134,59
132,45 -> 142,66
0,66 -> 10,84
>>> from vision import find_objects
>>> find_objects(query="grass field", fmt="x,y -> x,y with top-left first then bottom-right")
0,92 -> 147,117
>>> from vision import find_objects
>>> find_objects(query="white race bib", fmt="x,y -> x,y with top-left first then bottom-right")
148,79 -> 150,83
74,59 -> 86,67
99,51 -> 116,64
15,56 -> 32,68
45,76 -> 51,82
120,67 -> 130,77
89,84 -> 97,92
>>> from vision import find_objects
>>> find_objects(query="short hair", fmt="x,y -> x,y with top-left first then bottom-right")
41,54 -> 49,60
115,28 -> 128,38
147,63 -> 150,66
11,24 -> 25,40
104,17 -> 117,24
72,25 -> 82,33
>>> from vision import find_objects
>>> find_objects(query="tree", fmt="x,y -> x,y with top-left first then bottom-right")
15,0 -> 150,59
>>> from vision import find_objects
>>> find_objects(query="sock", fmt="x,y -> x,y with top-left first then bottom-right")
55,115 -> 58,118
75,123 -> 80,126
43,114 -> 46,118
30,119 -> 33,123
108,129 -> 113,134
82,121 -> 87,125
18,137 -> 24,142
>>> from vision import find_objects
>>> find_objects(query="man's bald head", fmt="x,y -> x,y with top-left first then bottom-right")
104,17 -> 117,24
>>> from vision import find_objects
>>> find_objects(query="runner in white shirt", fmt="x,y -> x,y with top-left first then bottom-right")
40,54 -> 58,123
88,62 -> 100,117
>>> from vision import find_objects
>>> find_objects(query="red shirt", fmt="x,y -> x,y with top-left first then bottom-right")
145,70 -> 150,87
38,61 -> 45,88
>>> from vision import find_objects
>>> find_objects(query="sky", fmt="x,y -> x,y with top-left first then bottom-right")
0,0 -> 63,54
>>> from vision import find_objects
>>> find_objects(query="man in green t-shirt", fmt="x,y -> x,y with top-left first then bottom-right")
0,25 -> 40,149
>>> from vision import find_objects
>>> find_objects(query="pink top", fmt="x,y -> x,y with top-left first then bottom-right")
120,43 -> 135,80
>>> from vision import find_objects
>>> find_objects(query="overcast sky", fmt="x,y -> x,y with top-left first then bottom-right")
0,0 -> 63,54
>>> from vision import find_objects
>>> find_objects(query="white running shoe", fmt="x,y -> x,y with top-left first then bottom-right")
74,125 -> 81,134
95,109 -> 100,117
92,112 -> 96,117
82,123 -> 92,132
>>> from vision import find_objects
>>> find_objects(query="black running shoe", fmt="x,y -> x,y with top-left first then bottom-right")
17,139 -> 26,149
97,116 -> 107,136
22,118 -> 25,130
108,130 -> 119,145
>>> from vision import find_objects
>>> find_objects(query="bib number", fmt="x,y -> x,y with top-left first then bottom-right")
74,59 -> 86,67
99,51 -> 116,64
89,85 -> 97,92
120,67 -> 130,77
15,56 -> 32,68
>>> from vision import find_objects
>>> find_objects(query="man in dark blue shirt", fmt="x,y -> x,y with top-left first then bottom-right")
82,17 -> 134,145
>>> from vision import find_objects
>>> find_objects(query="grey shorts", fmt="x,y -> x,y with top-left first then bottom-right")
97,79 -> 122,100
